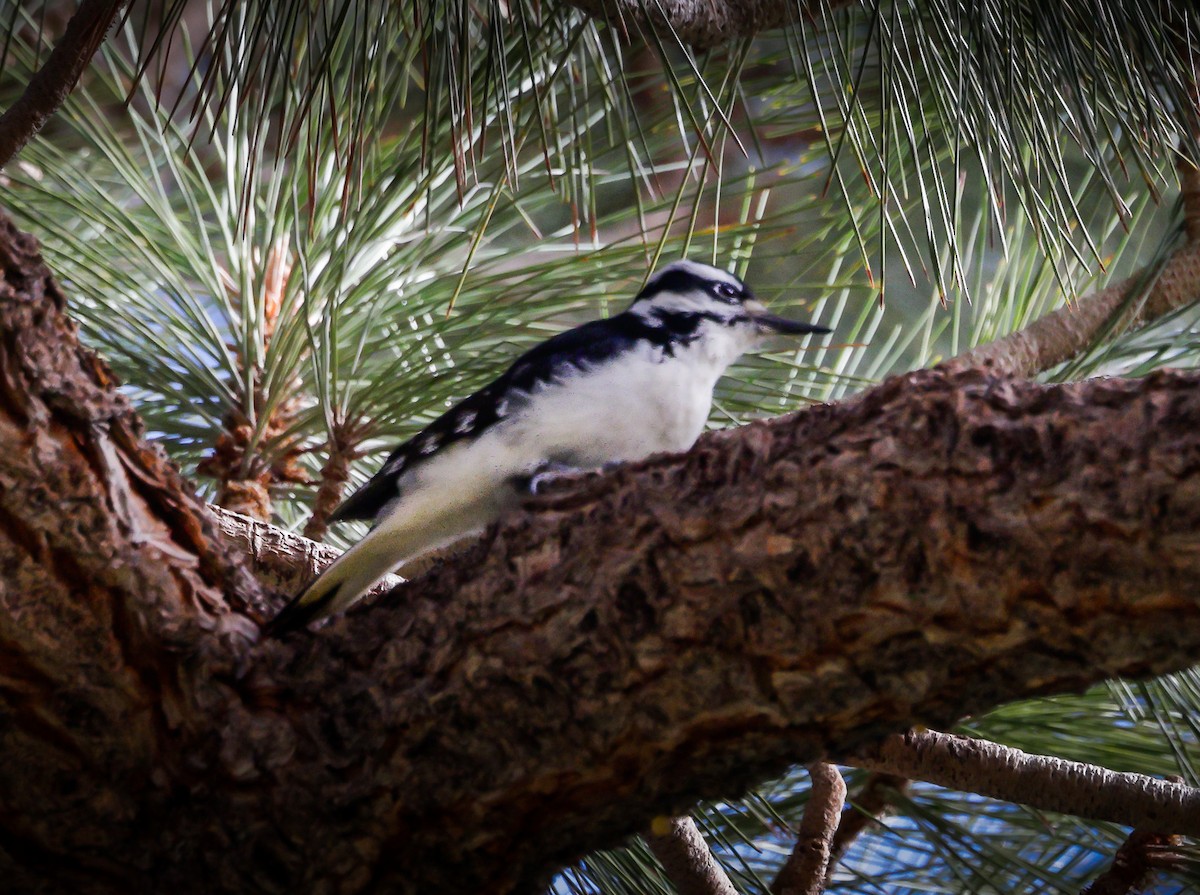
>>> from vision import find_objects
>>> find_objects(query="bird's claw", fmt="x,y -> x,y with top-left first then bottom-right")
519,461 -> 583,495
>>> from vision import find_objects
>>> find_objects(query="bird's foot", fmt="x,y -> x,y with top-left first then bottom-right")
515,460 -> 631,496
517,461 -> 585,495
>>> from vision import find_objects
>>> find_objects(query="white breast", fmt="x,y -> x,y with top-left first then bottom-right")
500,332 -> 747,469
400,321 -> 755,507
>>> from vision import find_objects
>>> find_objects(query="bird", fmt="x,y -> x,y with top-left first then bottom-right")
266,259 -> 830,634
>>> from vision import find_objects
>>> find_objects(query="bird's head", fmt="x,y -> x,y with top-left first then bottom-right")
629,259 -> 830,341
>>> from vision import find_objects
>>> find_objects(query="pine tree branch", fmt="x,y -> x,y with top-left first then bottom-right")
10,206 -> 1200,891
565,0 -> 855,50
946,146 -> 1200,379
772,763 -> 846,895
847,730 -> 1200,836
644,815 -> 738,895
943,241 -> 1200,378
302,422 -> 363,543
0,0 -> 127,170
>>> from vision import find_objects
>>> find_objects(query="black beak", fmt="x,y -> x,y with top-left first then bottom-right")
753,313 -> 831,335
745,301 -> 830,336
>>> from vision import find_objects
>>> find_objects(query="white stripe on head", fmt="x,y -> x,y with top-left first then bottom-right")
629,259 -> 751,320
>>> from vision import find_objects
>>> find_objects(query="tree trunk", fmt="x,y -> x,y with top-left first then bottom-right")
3,209 -> 1200,893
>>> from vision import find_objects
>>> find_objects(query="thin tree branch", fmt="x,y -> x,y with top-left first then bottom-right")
848,730 -> 1200,836
946,151 -> 1200,378
1080,827 -> 1184,895
826,773 -> 909,875
0,0 -> 127,170
302,422 -> 362,543
644,815 -> 738,895
772,763 -> 846,895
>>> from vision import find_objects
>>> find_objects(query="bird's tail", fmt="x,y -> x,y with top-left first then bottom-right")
263,490 -> 494,636
264,529 -> 406,635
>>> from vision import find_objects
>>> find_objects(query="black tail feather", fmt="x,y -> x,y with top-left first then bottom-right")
262,587 -> 332,637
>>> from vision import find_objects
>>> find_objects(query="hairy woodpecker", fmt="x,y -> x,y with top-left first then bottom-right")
267,260 -> 829,633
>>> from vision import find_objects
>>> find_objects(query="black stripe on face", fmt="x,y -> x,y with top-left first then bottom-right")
648,309 -> 749,352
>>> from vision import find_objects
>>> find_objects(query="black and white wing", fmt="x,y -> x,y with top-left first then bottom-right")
328,311 -> 672,523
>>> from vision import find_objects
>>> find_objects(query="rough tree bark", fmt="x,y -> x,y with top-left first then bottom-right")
3,208 -> 1200,892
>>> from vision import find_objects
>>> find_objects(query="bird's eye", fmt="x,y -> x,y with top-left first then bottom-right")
713,282 -> 742,302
